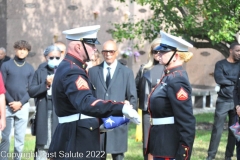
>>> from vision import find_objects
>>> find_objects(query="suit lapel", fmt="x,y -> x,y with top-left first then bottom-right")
108,62 -> 121,89
98,63 -> 107,90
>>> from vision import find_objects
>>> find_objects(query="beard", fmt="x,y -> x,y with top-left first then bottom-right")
233,54 -> 240,62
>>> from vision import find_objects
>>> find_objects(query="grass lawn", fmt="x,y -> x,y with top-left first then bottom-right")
7,112 -> 237,160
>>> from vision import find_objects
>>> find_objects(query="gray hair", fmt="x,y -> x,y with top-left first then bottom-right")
43,45 -> 61,56
0,47 -> 6,53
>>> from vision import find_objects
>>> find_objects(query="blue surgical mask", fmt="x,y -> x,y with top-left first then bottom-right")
48,59 -> 60,69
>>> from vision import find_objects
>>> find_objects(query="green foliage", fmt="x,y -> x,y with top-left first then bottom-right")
113,0 -> 240,54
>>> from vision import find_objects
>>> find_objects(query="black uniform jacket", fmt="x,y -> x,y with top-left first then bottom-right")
48,54 -> 124,160
146,65 -> 196,160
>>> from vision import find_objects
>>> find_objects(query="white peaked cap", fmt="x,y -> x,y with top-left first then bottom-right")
159,31 -> 193,51
62,25 -> 100,43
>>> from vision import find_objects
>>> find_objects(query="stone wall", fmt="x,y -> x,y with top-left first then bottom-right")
2,0 -> 225,87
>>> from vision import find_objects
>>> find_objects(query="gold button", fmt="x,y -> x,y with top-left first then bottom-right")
185,148 -> 187,151
90,127 -> 93,130
183,154 -> 186,157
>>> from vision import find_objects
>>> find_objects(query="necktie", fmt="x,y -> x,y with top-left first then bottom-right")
106,67 -> 111,88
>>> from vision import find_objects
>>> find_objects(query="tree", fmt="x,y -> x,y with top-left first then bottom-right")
112,0 -> 240,57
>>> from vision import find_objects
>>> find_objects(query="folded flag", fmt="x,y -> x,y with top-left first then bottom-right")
102,116 -> 130,129
229,122 -> 240,141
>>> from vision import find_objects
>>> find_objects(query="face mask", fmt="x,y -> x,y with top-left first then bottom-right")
48,59 -> 60,69
86,61 -> 93,70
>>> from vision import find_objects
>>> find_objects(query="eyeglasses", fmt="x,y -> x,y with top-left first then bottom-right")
101,50 -> 116,54
49,56 -> 60,60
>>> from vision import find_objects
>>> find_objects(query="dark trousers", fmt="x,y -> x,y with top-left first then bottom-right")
153,158 -> 174,160
207,100 -> 236,158
142,111 -> 151,160
236,141 -> 240,160
100,133 -> 124,160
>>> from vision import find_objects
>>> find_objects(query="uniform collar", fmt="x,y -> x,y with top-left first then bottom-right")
164,65 -> 183,74
64,54 -> 87,70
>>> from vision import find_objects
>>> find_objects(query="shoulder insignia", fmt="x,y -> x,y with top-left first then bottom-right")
176,87 -> 188,101
75,76 -> 89,90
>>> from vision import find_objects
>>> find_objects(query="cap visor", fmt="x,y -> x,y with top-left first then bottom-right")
83,39 -> 101,45
154,45 -> 172,51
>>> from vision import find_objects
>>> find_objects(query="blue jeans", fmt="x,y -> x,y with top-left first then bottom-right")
0,103 -> 30,160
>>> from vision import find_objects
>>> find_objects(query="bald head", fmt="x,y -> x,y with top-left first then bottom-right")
102,40 -> 118,65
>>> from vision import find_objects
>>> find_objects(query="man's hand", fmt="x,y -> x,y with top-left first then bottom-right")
46,75 -> 54,87
122,104 -> 141,125
9,101 -> 22,112
0,117 -> 6,131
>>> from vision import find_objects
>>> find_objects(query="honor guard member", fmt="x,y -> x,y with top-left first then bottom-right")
146,31 -> 196,160
48,25 -> 141,160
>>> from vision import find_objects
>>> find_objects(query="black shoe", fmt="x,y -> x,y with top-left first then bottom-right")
225,157 -> 232,160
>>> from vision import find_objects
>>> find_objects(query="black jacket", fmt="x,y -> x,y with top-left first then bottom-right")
135,64 -> 164,111
28,63 -> 58,146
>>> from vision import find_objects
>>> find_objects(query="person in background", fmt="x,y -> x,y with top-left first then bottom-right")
88,40 -> 138,160
54,41 -> 67,60
0,40 -> 35,160
37,41 -> 66,69
118,58 -> 127,66
28,45 -> 61,160
146,31 -> 195,160
48,25 -> 140,160
0,47 -> 10,68
233,43 -> 240,160
0,72 -> 6,131
135,38 -> 164,160
86,49 -> 101,71
207,42 -> 240,160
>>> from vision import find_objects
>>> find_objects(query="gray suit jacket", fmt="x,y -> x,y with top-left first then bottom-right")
88,61 -> 137,153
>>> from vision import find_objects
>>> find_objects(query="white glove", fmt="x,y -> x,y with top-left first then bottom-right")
122,104 -> 141,125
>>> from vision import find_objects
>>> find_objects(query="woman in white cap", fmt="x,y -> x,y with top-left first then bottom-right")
146,31 -> 196,160
28,45 -> 61,160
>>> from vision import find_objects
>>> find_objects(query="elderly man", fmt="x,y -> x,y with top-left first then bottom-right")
48,25 -> 140,160
0,47 -> 10,68
88,40 -> 137,160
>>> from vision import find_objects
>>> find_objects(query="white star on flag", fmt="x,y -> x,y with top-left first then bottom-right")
106,117 -> 115,126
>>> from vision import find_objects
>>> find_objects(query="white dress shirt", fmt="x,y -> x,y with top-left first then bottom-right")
103,60 -> 118,82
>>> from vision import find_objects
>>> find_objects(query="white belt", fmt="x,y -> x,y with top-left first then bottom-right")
58,113 -> 95,124
150,117 -> 174,125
